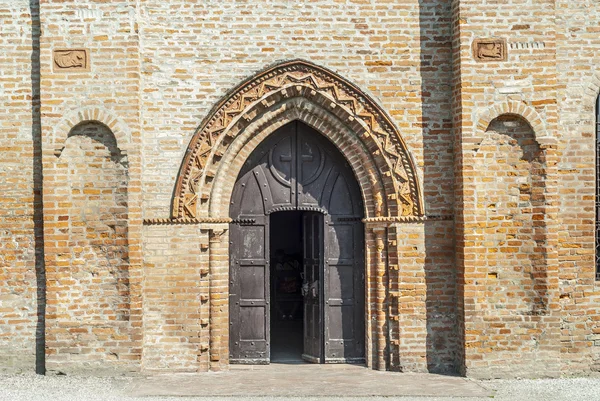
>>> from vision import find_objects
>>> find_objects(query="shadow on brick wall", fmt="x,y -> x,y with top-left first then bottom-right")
419,0 -> 460,374
30,0 -> 45,375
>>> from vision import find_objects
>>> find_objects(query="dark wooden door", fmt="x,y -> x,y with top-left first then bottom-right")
302,212 -> 323,362
324,217 -> 365,362
229,168 -> 270,364
230,121 -> 364,364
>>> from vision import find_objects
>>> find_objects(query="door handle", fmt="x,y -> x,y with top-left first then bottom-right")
311,280 -> 319,298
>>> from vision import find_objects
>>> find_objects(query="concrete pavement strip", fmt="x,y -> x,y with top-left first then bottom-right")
126,364 -> 493,398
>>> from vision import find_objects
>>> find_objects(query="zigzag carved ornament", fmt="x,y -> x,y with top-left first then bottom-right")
172,59 -> 423,219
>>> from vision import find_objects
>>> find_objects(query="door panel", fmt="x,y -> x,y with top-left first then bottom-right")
240,264 -> 266,299
230,163 -> 270,363
324,218 -> 365,362
265,123 -> 296,210
328,263 -> 354,300
329,175 -> 354,215
240,307 -> 267,339
297,127 -> 335,210
239,226 -> 266,259
302,212 -> 323,363
229,216 -> 270,364
327,223 -> 354,260
238,173 -> 266,215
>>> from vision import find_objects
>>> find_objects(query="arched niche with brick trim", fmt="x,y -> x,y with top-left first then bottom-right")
475,101 -> 554,147
52,106 -> 132,156
44,120 -> 132,374
584,71 -> 600,108
473,114 -> 551,315
460,110 -> 562,377
172,59 -> 423,220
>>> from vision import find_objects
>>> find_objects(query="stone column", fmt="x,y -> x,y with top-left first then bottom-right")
208,226 -> 229,371
372,226 -> 387,371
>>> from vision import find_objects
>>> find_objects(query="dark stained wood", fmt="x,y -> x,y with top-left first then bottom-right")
229,121 -> 364,364
229,171 -> 270,364
302,212 -> 323,362
324,217 -> 365,362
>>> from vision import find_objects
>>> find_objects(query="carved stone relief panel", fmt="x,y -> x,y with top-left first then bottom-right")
53,49 -> 90,72
473,39 -> 507,62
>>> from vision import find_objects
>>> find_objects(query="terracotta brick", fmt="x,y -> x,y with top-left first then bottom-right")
1,0 -> 600,379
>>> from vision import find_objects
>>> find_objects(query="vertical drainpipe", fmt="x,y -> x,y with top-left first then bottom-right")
373,226 -> 387,371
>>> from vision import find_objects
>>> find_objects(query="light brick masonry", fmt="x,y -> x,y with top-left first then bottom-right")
0,0 -> 599,379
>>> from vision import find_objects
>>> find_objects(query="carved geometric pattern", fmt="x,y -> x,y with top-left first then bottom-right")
173,59 -> 422,219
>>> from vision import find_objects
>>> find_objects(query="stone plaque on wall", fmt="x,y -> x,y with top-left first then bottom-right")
472,39 -> 507,62
53,49 -> 90,72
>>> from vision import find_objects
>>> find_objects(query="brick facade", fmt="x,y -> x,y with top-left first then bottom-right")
0,0 -> 598,378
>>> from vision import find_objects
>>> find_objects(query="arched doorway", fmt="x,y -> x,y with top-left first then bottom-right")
229,121 -> 365,364
171,60 -> 425,371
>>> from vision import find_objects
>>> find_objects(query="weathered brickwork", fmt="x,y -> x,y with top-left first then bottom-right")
0,0 -> 599,379
554,0 -> 600,375
0,0 -> 42,372
142,224 -> 211,372
466,116 -> 559,377
389,221 -> 458,373
44,122 -> 134,374
36,0 -> 144,375
475,117 -> 547,315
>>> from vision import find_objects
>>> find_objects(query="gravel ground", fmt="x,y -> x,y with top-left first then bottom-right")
1,373 -> 600,401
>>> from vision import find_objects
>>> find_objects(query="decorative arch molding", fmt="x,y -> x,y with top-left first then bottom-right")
172,59 -> 423,219
584,71 -> 600,136
52,106 -> 132,155
584,71 -> 600,104
475,101 -> 553,146
209,97 -> 387,219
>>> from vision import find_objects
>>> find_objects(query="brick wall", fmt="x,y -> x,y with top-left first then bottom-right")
453,0 -> 564,378
0,0 -> 42,373
389,221 -> 458,373
142,224 -> 211,372
44,122 -> 134,374
38,0 -> 143,374
555,0 -> 600,374
1,0 -> 599,378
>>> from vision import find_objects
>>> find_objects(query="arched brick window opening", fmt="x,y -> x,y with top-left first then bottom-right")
49,121 -> 130,369
474,114 -> 549,315
596,95 -> 600,281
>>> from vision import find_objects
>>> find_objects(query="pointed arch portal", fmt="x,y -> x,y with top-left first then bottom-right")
168,60 -> 426,371
172,59 -> 423,220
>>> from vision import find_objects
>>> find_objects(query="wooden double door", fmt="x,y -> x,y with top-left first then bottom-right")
229,121 -> 365,364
